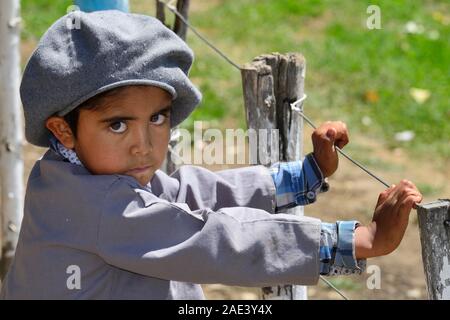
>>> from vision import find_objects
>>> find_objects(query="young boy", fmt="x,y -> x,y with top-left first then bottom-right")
1,10 -> 421,299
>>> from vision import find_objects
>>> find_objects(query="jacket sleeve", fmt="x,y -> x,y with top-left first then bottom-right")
97,178 -> 321,286
150,164 -> 277,213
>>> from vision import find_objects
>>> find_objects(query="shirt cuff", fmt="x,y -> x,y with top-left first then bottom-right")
269,153 -> 329,211
305,153 -> 330,194
294,153 -> 329,205
319,221 -> 366,276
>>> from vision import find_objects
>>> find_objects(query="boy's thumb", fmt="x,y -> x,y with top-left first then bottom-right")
326,128 -> 336,142
375,184 -> 396,207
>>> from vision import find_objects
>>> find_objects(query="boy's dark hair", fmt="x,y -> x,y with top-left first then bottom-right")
63,86 -> 128,138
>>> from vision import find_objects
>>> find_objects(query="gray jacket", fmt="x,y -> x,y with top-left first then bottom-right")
0,149 -> 321,299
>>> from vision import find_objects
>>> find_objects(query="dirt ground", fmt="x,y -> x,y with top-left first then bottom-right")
21,123 -> 449,300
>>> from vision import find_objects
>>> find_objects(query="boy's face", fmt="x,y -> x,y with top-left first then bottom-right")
48,86 -> 172,186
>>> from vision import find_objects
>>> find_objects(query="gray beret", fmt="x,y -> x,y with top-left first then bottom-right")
20,10 -> 202,147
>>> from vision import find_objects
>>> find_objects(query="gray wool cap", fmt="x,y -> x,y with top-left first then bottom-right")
20,9 -> 202,147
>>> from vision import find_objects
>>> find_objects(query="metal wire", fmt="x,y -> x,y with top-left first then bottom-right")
290,96 -> 391,188
319,276 -> 349,300
159,0 -> 241,70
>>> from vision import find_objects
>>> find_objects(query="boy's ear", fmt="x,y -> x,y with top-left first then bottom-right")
45,116 -> 76,149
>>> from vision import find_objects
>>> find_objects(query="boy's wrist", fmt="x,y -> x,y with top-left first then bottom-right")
354,224 -> 376,259
311,152 -> 325,177
311,152 -> 336,178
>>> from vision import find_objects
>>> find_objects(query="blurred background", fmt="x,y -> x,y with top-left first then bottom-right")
19,0 -> 449,299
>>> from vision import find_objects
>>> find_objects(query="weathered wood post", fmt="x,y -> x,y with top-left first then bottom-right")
156,0 -> 191,42
0,0 -> 24,280
156,0 -> 166,25
241,53 -> 306,300
417,200 -> 450,300
173,0 -> 190,41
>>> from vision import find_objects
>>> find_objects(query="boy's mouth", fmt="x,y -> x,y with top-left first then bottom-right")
126,165 -> 152,174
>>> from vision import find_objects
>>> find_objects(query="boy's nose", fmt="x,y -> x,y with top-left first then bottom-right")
130,127 -> 153,156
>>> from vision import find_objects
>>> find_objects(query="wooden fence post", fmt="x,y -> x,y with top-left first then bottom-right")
241,53 -> 306,300
156,0 -> 166,25
417,200 -> 450,300
173,0 -> 190,41
0,0 -> 24,280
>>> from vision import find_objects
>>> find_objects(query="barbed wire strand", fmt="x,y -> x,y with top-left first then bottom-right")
159,0 -> 395,300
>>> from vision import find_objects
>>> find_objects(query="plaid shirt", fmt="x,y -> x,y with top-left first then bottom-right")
270,153 -> 366,276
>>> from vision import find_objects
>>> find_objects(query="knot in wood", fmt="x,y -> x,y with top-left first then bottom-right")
264,95 -> 274,108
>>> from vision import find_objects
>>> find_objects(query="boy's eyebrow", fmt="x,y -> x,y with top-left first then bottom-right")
100,116 -> 137,123
99,105 -> 172,123
156,105 -> 172,114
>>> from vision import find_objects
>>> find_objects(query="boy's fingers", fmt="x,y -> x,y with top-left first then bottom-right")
336,122 -> 349,147
412,193 -> 423,209
377,189 -> 390,205
396,189 -> 422,216
336,130 -> 349,149
376,193 -> 385,207
386,183 -> 404,205
400,194 -> 422,214
315,121 -> 350,149
336,138 -> 348,149
388,180 -> 415,202
395,180 -> 422,209
328,129 -> 349,149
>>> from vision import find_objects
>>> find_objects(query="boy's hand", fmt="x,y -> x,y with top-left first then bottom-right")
355,180 -> 423,259
311,121 -> 349,177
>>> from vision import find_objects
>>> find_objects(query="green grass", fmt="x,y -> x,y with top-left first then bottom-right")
21,0 -> 450,160
416,182 -> 444,196
21,0 -> 72,40
188,0 -> 450,160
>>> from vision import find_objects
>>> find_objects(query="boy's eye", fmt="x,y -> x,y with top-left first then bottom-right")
109,121 -> 127,133
150,113 -> 168,125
